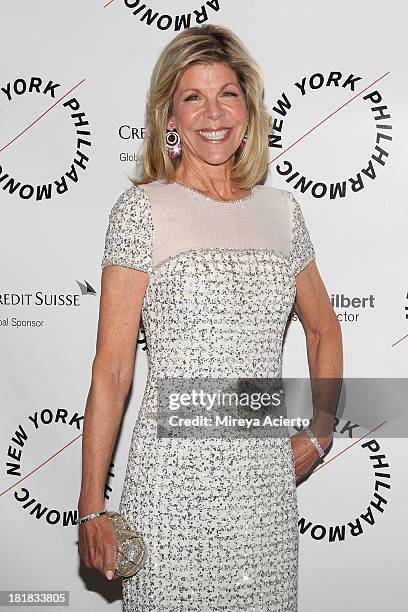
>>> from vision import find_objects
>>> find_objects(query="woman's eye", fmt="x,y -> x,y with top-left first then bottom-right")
184,91 -> 238,102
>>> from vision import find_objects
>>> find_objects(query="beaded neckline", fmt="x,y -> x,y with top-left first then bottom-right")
174,181 -> 254,204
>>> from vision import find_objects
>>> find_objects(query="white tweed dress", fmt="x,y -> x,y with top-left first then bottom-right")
101,179 -> 315,612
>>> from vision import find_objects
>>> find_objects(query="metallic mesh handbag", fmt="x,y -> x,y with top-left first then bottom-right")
107,511 -> 147,577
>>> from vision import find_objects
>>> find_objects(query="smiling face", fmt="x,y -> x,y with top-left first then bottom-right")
168,61 -> 248,171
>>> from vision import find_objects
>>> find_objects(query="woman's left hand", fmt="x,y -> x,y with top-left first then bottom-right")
290,431 -> 332,484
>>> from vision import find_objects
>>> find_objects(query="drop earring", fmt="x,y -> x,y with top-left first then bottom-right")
238,130 -> 248,151
166,121 -> 182,159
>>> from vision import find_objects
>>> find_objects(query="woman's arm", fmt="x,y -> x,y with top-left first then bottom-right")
78,265 -> 149,515
290,259 -> 343,482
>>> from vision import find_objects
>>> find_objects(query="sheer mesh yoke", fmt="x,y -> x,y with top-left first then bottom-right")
101,179 -> 315,277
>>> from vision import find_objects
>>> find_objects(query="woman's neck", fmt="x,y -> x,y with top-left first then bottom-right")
174,169 -> 248,201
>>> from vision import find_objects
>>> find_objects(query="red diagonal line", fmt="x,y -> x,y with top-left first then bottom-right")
0,433 -> 83,497
310,419 -> 388,476
391,332 -> 408,347
268,70 -> 390,165
0,78 -> 86,154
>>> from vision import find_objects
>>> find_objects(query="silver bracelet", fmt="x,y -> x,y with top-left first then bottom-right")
77,507 -> 109,525
303,426 -> 325,459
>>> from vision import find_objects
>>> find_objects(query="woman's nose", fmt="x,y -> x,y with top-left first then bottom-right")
204,98 -> 224,120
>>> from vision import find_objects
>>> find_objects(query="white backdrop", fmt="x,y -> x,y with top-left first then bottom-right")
1,1 -> 407,610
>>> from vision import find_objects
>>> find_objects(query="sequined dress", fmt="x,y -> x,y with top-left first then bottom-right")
101,179 -> 315,612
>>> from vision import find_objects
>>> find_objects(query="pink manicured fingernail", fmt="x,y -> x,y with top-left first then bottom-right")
106,570 -> 114,580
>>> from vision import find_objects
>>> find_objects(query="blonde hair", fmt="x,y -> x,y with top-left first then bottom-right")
129,24 -> 271,190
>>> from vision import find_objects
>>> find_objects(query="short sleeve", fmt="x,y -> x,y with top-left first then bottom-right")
288,192 -> 315,276
101,185 -> 153,273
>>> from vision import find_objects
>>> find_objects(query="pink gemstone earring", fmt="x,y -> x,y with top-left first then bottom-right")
238,130 -> 248,151
166,121 -> 182,159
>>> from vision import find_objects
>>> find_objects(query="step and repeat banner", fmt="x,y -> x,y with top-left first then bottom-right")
1,1 -> 407,610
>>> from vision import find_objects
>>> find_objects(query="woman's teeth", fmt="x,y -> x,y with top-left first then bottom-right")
198,129 -> 230,140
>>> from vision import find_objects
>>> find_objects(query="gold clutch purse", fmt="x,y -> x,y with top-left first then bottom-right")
107,511 -> 147,577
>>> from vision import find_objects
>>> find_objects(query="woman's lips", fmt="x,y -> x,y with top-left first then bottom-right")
196,128 -> 232,143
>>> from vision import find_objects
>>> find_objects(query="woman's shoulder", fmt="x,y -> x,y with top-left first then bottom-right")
132,179 -> 178,203
254,183 -> 294,209
106,182 -> 154,226
110,180 -> 169,211
255,183 -> 288,195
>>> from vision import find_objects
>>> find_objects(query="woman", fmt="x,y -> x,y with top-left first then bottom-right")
78,24 -> 342,611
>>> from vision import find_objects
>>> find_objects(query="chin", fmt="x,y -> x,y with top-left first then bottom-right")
198,148 -> 237,164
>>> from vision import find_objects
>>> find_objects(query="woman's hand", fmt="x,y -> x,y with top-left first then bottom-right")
77,513 -> 120,581
290,430 -> 333,484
